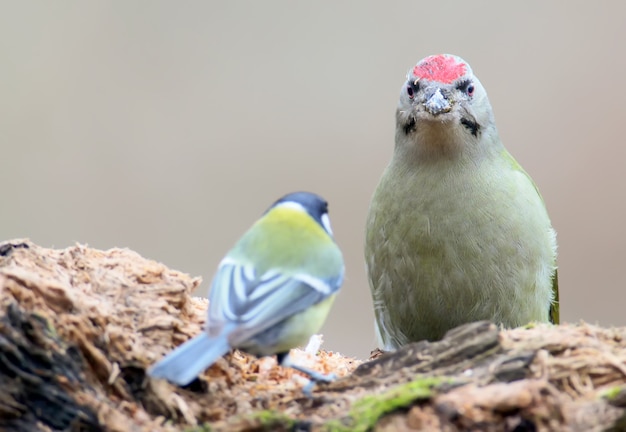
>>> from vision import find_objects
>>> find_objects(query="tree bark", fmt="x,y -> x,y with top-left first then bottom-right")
0,240 -> 624,432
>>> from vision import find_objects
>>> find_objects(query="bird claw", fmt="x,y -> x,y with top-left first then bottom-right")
312,371 -> 337,383
302,380 -> 317,397
279,352 -> 337,396
300,371 -> 336,397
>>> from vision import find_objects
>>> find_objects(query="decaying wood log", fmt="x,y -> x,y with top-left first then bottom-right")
0,239 -> 625,432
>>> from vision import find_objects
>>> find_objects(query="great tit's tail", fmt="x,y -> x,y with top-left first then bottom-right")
148,333 -> 230,386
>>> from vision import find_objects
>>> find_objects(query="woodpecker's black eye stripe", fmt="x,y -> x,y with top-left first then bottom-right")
460,118 -> 480,137
403,117 -> 416,135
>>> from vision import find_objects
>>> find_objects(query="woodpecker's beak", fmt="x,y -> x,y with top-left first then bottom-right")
424,88 -> 451,115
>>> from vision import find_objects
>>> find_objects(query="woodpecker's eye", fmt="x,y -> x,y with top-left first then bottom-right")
456,80 -> 474,97
406,79 -> 420,99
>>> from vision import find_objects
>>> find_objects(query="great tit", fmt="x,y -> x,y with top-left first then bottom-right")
149,191 -> 344,388
365,54 -> 558,350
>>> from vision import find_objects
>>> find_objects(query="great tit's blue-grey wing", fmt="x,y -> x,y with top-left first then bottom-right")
206,258 -> 342,345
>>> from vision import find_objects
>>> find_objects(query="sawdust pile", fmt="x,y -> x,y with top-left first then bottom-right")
1,239 -> 625,432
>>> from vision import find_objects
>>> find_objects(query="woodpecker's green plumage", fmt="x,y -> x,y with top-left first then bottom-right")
365,54 -> 558,350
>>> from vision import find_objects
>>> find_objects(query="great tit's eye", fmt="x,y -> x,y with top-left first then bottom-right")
406,85 -> 414,99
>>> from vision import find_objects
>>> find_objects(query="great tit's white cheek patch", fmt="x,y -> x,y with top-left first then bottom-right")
321,213 -> 333,236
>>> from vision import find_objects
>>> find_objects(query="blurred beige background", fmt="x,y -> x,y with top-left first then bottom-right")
1,2 -> 624,359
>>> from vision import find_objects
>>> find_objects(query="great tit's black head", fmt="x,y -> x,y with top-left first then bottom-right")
268,192 -> 333,236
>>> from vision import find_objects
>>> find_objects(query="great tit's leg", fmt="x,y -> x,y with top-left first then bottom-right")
277,352 -> 336,396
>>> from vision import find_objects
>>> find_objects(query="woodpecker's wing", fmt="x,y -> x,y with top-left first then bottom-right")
503,149 -> 559,325
549,269 -> 559,324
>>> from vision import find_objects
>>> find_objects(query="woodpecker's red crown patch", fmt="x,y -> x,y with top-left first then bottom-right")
412,55 -> 467,84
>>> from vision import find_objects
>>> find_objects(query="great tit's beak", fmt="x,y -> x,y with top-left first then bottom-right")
424,88 -> 451,115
